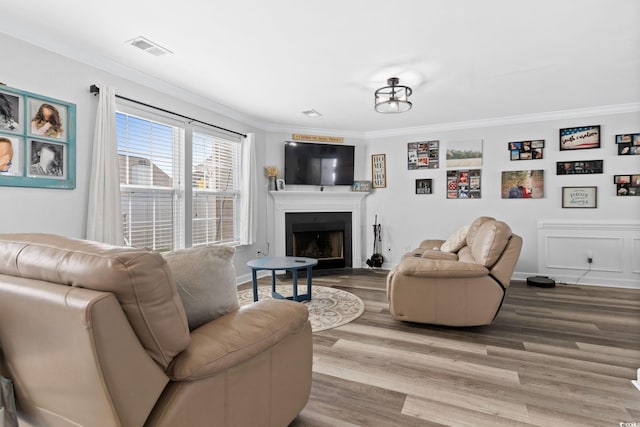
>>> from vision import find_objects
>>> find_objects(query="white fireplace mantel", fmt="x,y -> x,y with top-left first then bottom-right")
270,191 -> 367,267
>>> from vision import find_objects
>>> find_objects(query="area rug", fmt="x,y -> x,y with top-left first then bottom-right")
237,285 -> 365,332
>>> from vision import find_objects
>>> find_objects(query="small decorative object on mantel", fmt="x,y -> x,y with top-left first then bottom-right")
352,180 -> 371,192
613,174 -> 640,196
264,166 -> 279,191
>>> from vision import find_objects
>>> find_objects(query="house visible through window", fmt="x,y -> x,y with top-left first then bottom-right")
116,110 -> 241,251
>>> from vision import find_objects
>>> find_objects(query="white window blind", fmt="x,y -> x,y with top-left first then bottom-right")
192,131 -> 241,246
117,111 -> 184,251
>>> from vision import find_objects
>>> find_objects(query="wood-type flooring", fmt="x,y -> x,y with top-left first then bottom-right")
243,270 -> 640,427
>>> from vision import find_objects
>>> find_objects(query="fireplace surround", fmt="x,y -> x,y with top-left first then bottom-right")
286,212 -> 352,269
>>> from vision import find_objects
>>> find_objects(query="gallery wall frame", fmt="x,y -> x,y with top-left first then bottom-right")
615,133 -> 640,155
371,154 -> 386,188
446,139 -> 483,168
501,170 -> 545,199
556,160 -> 603,175
508,140 -> 544,160
562,186 -> 597,208
613,174 -> 640,196
0,85 -> 76,189
408,141 -> 439,169
446,169 -> 480,199
559,125 -> 600,151
415,178 -> 433,194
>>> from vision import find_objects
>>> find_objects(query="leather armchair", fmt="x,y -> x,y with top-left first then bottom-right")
387,217 -> 522,326
0,234 -> 312,427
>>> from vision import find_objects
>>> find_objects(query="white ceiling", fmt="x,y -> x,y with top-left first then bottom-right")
2,0 -> 639,133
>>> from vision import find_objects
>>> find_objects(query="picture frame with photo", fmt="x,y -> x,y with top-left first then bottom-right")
446,140 -> 483,168
352,180 -> 371,192
615,133 -> 640,156
408,141 -> 439,169
562,186 -> 597,208
447,169 -> 481,199
501,170 -> 544,199
559,125 -> 600,151
415,178 -> 433,194
276,178 -> 285,191
613,174 -> 640,196
556,160 -> 603,175
0,85 -> 76,189
0,88 -> 23,133
508,139 -> 544,160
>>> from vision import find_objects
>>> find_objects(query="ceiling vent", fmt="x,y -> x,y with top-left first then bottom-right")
126,36 -> 172,57
302,109 -> 322,118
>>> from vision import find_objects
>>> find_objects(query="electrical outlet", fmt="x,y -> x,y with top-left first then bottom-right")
588,257 -> 593,264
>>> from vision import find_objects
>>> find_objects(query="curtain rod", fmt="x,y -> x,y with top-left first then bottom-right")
89,84 -> 247,138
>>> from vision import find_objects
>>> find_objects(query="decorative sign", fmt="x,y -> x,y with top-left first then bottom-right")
562,186 -> 597,208
371,154 -> 386,188
292,133 -> 343,143
559,125 -> 600,151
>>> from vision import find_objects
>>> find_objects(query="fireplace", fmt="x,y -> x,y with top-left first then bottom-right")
286,212 -> 352,270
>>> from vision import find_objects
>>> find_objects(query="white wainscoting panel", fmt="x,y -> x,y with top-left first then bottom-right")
538,220 -> 640,289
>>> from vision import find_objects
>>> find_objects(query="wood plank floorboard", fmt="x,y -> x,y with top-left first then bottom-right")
240,271 -> 640,426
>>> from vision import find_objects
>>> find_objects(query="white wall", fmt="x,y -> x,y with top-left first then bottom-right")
364,111 -> 640,285
0,33 -> 268,278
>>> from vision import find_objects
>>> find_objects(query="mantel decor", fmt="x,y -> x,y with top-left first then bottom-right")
0,85 -> 76,189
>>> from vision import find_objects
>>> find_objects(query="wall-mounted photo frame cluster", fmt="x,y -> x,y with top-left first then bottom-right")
508,140 -> 544,160
613,174 -> 640,196
501,170 -> 544,199
615,133 -> 640,155
407,141 -> 439,169
446,169 -> 480,199
556,159 -> 603,175
559,125 -> 600,151
0,85 -> 76,189
415,178 -> 432,194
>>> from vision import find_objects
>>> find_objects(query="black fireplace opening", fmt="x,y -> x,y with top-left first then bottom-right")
286,212 -> 352,270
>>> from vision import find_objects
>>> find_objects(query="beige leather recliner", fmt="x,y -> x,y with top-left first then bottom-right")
387,217 -> 523,327
0,233 -> 312,427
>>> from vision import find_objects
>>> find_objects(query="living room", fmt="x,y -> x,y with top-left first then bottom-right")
0,1 -> 639,426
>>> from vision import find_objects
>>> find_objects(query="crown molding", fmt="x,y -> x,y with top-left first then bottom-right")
363,102 -> 640,139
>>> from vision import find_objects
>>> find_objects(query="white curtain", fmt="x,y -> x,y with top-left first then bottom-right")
240,132 -> 257,245
86,85 -> 123,245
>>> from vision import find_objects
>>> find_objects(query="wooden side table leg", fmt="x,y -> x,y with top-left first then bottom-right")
252,269 -> 259,302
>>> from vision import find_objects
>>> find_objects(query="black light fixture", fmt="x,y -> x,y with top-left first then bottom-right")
374,77 -> 413,113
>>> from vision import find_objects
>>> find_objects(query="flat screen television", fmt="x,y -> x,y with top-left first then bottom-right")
284,141 -> 355,186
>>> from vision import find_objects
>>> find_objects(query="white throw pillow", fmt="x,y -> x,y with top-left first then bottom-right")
440,225 -> 469,253
164,245 -> 239,331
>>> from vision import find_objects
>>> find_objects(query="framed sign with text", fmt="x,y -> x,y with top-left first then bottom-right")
371,154 -> 386,188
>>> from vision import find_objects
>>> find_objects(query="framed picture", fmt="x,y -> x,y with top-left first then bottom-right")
408,141 -> 439,169
559,125 -> 600,150
415,178 -> 433,194
0,85 -> 76,189
276,178 -> 285,191
508,140 -> 544,160
352,180 -> 371,192
446,139 -> 483,168
372,154 -> 386,188
0,135 -> 23,176
501,170 -> 544,198
556,160 -> 603,175
613,174 -> 640,196
615,133 -> 640,155
562,186 -> 597,208
0,89 -> 23,133
447,169 -> 481,199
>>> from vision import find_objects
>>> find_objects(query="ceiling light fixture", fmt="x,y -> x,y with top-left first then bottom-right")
374,77 -> 412,114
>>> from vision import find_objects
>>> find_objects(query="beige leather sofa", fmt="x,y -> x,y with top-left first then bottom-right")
0,233 -> 312,427
387,217 -> 522,327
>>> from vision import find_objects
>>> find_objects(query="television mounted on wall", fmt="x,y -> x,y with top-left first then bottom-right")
284,141 -> 354,186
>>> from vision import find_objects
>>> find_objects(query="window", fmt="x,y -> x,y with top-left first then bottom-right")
116,109 -> 242,252
192,131 -> 240,246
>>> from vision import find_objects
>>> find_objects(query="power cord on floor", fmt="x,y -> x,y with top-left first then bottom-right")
574,263 -> 592,285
